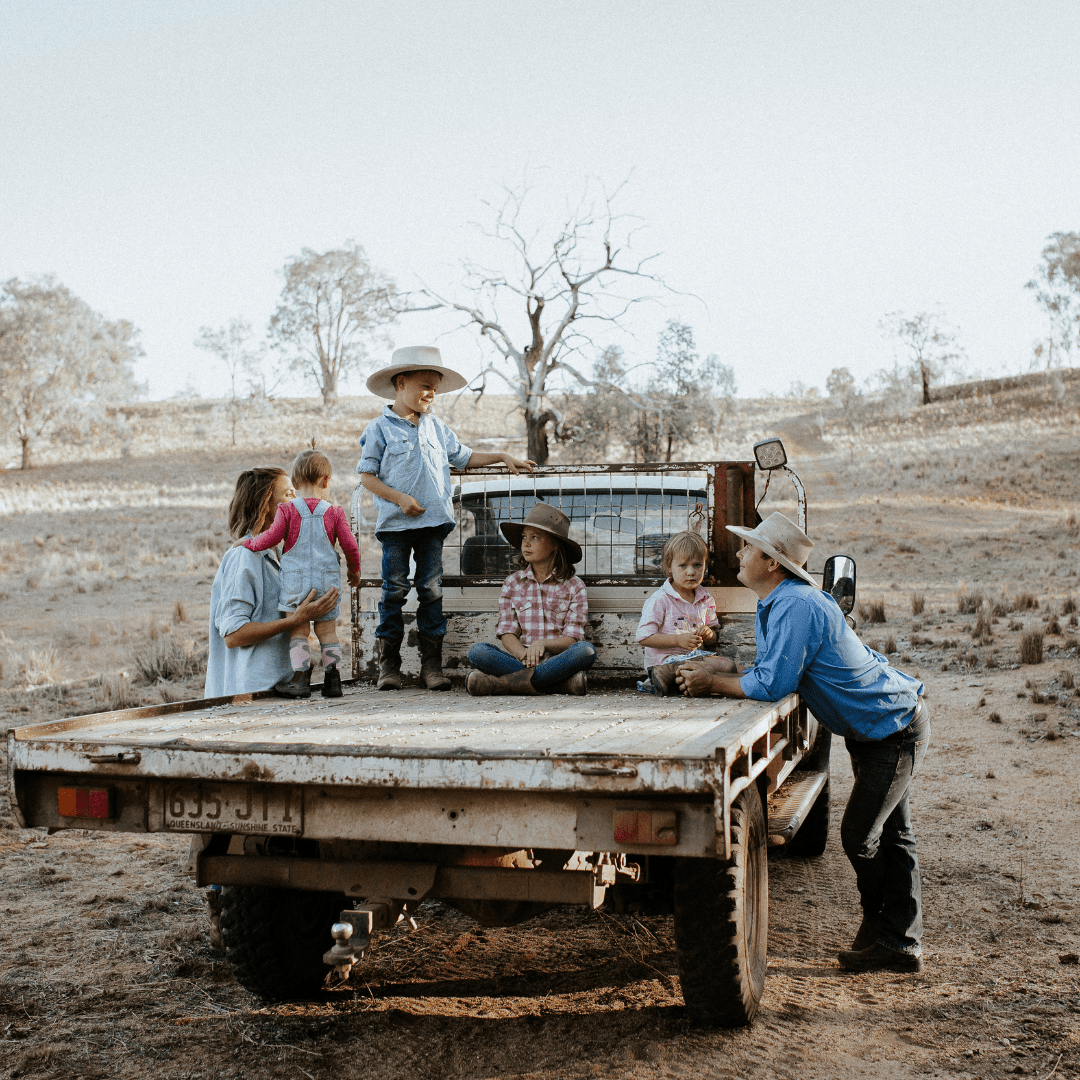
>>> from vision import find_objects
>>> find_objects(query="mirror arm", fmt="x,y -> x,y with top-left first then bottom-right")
775,465 -> 807,534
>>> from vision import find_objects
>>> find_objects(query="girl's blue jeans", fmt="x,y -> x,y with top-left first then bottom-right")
467,641 -> 597,693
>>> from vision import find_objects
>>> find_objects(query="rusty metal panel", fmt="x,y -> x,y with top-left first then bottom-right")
576,799 -> 713,857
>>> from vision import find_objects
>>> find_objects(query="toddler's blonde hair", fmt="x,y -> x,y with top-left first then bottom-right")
291,446 -> 332,487
661,530 -> 708,578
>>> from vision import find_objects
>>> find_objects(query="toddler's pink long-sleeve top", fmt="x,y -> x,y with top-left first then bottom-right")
243,499 -> 360,574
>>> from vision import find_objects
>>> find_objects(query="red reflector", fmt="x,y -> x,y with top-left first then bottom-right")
613,809 -> 678,846
57,787 -> 112,819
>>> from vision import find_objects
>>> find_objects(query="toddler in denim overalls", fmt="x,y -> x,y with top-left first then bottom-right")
244,448 -> 360,697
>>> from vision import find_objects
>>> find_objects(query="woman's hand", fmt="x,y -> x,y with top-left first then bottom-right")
524,640 -> 547,667
500,453 -> 536,475
291,587 -> 340,627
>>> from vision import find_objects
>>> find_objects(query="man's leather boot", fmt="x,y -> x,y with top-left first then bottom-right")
418,633 -> 452,691
466,668 -> 540,696
376,638 -> 403,691
556,672 -> 587,695
838,942 -> 923,973
321,666 -> 343,698
850,913 -> 882,951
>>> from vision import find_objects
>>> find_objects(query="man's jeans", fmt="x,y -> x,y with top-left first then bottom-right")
375,525 -> 453,641
841,702 -> 931,956
467,641 -> 597,692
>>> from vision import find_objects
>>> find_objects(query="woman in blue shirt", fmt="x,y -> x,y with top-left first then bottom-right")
205,467 -> 340,697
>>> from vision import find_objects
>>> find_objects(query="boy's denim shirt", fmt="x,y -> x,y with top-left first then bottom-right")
357,405 -> 472,532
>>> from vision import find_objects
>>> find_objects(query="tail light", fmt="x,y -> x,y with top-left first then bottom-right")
57,787 -> 112,819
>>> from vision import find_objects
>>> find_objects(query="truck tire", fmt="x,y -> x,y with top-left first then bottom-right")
785,780 -> 830,858
220,885 -> 346,1001
673,784 -> 767,1027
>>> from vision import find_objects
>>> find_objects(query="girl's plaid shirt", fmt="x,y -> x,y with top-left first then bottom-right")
496,567 -> 588,646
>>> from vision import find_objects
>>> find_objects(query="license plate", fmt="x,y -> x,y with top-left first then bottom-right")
163,783 -> 304,836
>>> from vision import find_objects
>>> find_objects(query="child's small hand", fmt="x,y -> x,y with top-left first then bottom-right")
524,640 -> 546,667
397,494 -> 426,517
502,454 -> 536,475
233,539 -> 249,549
347,569 -> 361,588
699,625 -> 716,645
676,631 -> 702,651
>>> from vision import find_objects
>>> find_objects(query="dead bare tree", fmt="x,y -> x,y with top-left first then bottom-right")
415,182 -> 669,464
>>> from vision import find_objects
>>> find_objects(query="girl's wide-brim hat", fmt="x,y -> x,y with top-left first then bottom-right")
366,346 -> 468,400
726,512 -> 819,588
501,503 -> 583,564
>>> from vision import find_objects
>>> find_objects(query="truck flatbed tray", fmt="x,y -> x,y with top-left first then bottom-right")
8,686 -> 802,800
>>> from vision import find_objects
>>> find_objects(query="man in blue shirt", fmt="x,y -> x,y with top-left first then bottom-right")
358,346 -> 533,691
676,512 -> 930,973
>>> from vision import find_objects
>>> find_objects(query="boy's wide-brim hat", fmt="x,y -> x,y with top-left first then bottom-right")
366,346 -> 468,400
727,512 -> 819,588
501,503 -> 583,564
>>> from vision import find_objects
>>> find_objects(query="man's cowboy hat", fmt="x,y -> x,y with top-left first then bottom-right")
366,346 -> 468,400
726,512 -> 818,588
501,503 -> 583,564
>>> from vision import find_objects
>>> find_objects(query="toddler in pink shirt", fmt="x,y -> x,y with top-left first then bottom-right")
636,531 -> 736,696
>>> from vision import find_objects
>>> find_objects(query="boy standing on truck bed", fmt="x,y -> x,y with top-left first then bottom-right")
358,346 -> 534,691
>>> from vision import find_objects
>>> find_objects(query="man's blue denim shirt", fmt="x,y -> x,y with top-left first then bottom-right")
739,578 -> 923,740
357,406 -> 473,532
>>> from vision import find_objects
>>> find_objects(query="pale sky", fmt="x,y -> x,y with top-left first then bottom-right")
3,0 -> 1079,401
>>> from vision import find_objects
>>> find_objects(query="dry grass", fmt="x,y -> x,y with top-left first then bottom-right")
973,608 -> 993,642
956,582 -> 983,614
860,598 -> 887,624
1061,669 -> 1075,689
132,636 -> 208,684
1020,628 -> 1045,666
910,592 -> 925,616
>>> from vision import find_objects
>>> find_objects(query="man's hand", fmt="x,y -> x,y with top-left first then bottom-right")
347,569 -> 361,589
501,453 -> 536,475
397,494 -> 426,517
523,640 -> 546,667
293,587 -> 340,625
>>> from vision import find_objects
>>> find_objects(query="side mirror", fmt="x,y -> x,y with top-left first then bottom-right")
753,438 -> 788,471
822,555 -> 857,615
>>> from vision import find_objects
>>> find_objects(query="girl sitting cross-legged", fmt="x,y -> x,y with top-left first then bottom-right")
466,504 -> 597,696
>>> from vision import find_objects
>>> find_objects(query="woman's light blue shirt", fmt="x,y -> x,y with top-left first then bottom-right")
739,578 -> 923,741
204,545 -> 291,697
357,406 -> 472,532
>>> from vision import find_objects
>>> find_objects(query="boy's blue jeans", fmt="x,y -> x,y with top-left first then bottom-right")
376,525 -> 453,641
467,641 -> 597,693
841,701 -> 930,957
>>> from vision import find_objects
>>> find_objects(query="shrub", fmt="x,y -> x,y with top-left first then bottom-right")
1015,592 -> 1039,611
973,609 -> 992,641
991,589 -> 1015,617
1063,596 -> 1077,615
988,711 -> 1002,723
1061,669 -> 1075,690
1020,628 -> 1045,666
1047,617 -> 1062,636
910,593 -> 925,616
133,637 -> 207,683
861,599 -> 887,624
957,583 -> 983,614
884,633 -> 897,653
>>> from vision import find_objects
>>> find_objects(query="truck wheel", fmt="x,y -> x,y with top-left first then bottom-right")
219,885 -> 346,1001
673,784 -> 768,1027
785,780 -> 830,858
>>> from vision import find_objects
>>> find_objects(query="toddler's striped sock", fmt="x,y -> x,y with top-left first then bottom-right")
289,639 -> 312,672
321,643 -> 343,670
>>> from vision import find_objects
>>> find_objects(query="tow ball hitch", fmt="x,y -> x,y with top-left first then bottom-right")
323,900 -> 410,981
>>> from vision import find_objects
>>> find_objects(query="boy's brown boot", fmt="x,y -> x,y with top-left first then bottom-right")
418,633 -> 451,691
376,638 -> 403,691
466,668 -> 539,696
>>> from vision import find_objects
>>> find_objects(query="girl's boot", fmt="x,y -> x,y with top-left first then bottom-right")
418,632 -> 451,691
466,667 -> 540,697
376,638 -> 403,691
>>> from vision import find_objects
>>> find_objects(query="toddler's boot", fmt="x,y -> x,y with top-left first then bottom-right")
275,668 -> 311,699
376,637 -> 403,691
418,632 -> 451,691
648,662 -> 681,697
321,667 -> 342,698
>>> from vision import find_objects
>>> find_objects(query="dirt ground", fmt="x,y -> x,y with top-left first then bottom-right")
1,393 -> 1079,1079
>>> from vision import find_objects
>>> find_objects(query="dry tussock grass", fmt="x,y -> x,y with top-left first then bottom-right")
1021,628 -> 1045,665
